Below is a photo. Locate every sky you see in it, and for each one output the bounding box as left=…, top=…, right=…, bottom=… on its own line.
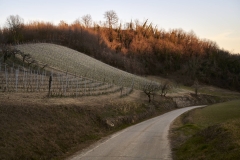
left=0, top=0, right=239, bottom=53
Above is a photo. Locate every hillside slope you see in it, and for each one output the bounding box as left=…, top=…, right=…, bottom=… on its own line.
left=1, top=18, right=240, bottom=91
left=15, top=43, right=154, bottom=90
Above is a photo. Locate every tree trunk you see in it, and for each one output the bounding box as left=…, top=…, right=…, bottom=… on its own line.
left=195, top=88, right=198, bottom=96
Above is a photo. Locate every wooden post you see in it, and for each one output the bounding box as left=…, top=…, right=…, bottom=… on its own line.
left=76, top=79, right=78, bottom=98
left=48, top=75, right=52, bottom=97
left=85, top=80, right=86, bottom=96
left=36, top=70, right=39, bottom=91
left=15, top=68, right=19, bottom=92
left=5, top=64, right=8, bottom=91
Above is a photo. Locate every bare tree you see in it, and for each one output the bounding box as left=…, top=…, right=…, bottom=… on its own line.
left=82, top=14, right=92, bottom=28
left=2, top=45, right=12, bottom=62
left=22, top=53, right=30, bottom=63
left=142, top=82, right=160, bottom=103
left=58, top=20, right=68, bottom=29
left=6, top=15, right=24, bottom=43
left=134, top=19, right=140, bottom=30
left=104, top=10, right=118, bottom=28
left=1, top=46, right=21, bottom=62
left=193, top=79, right=200, bottom=96
left=160, top=81, right=170, bottom=96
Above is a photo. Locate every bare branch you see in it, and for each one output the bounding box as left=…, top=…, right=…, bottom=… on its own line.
left=160, top=81, right=170, bottom=97
left=82, top=14, right=92, bottom=28
left=104, top=10, right=118, bottom=28
left=6, top=15, right=24, bottom=43
left=142, top=82, right=160, bottom=103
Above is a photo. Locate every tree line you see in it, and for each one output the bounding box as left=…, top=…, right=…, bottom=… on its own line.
left=0, top=12, right=240, bottom=91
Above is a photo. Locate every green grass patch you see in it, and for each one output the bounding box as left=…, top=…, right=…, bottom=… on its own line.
left=171, top=100, right=240, bottom=160
left=179, top=84, right=240, bottom=100
left=191, top=100, right=240, bottom=127
left=176, top=124, right=201, bottom=136
left=199, top=87, right=240, bottom=99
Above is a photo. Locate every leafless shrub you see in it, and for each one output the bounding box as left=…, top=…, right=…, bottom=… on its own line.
left=142, top=82, right=160, bottom=103
left=160, top=81, right=170, bottom=97
left=192, top=79, right=201, bottom=96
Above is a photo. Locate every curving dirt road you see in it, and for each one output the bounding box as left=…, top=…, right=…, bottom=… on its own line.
left=68, top=105, right=206, bottom=160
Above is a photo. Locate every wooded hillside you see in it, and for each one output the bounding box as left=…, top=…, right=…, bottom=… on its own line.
left=1, top=14, right=239, bottom=91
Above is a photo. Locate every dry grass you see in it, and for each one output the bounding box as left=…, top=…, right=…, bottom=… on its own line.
left=0, top=89, right=177, bottom=159
left=1, top=75, right=239, bottom=159
left=147, top=76, right=240, bottom=101
left=0, top=103, right=106, bottom=159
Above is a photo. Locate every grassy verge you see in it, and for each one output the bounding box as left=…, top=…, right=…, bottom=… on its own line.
left=0, top=104, right=105, bottom=160
left=170, top=100, right=240, bottom=160
left=0, top=95, right=177, bottom=160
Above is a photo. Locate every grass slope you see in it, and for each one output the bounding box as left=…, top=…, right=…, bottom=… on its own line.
left=0, top=104, right=103, bottom=160
left=0, top=91, right=179, bottom=160
left=171, top=100, right=240, bottom=160
left=15, top=43, right=153, bottom=89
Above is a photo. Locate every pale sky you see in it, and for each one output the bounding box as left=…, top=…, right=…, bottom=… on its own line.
left=0, top=0, right=239, bottom=53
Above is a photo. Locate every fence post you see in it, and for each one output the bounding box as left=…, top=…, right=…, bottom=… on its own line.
left=36, top=70, right=38, bottom=91
left=5, top=64, right=8, bottom=91
left=65, top=73, right=68, bottom=96
left=15, top=68, right=19, bottom=92
left=85, top=79, right=86, bottom=96
left=48, top=75, right=52, bottom=97
left=61, top=75, right=63, bottom=93
left=76, top=79, right=78, bottom=98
